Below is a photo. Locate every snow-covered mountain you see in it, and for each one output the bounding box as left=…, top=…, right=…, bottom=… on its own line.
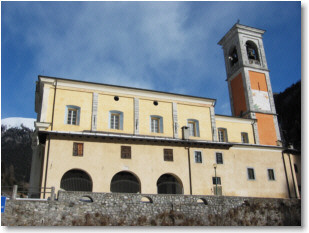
left=1, top=117, right=36, bottom=131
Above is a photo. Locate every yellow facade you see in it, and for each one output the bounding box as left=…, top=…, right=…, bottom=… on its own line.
left=30, top=75, right=300, bottom=200
left=215, top=116, right=255, bottom=144
left=29, top=23, right=301, bottom=200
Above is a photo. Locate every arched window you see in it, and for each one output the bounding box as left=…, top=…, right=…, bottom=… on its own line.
left=157, top=174, right=183, bottom=194
left=65, top=105, right=81, bottom=125
left=246, top=41, right=260, bottom=62
left=110, top=171, right=141, bottom=193
left=187, top=119, right=200, bottom=137
left=109, top=110, right=124, bottom=130
left=228, top=46, right=238, bottom=67
left=60, top=169, right=92, bottom=191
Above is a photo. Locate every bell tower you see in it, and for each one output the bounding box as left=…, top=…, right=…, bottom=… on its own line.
left=218, top=24, right=281, bottom=146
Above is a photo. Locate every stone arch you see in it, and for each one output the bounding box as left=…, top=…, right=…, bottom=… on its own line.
left=197, top=198, right=208, bottom=205
left=157, top=173, right=183, bottom=194
left=228, top=46, right=239, bottom=67
left=141, top=196, right=153, bottom=203
left=110, top=171, right=141, bottom=193
left=246, top=40, right=260, bottom=61
left=60, top=169, right=93, bottom=192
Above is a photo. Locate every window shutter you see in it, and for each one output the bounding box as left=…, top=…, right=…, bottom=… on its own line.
left=73, top=143, right=83, bottom=156
left=73, top=143, right=78, bottom=156
left=159, top=117, right=163, bottom=133
left=164, top=149, right=173, bottom=161
left=77, top=143, right=83, bottom=156
left=196, top=121, right=200, bottom=137
left=121, top=146, right=131, bottom=159
left=120, top=112, right=124, bottom=130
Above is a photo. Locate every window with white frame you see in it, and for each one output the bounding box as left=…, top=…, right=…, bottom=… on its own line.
left=187, top=119, right=200, bottom=137
left=218, top=128, right=228, bottom=142
left=150, top=115, right=163, bottom=133
left=241, top=132, right=249, bottom=143
left=194, top=151, right=202, bottom=163
left=109, top=111, right=123, bottom=130
left=65, top=105, right=80, bottom=125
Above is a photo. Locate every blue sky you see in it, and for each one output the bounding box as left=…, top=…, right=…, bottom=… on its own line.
left=1, top=1, right=301, bottom=119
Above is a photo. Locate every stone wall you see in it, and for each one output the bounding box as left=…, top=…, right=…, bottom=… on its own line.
left=1, top=191, right=301, bottom=226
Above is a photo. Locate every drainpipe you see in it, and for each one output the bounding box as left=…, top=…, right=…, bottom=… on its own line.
left=281, top=151, right=291, bottom=198
left=51, top=80, right=57, bottom=130
left=43, top=135, right=51, bottom=199
left=288, top=153, right=298, bottom=198
left=186, top=147, right=193, bottom=195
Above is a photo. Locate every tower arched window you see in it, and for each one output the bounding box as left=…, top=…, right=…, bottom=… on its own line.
left=228, top=46, right=238, bottom=67
left=246, top=41, right=260, bottom=63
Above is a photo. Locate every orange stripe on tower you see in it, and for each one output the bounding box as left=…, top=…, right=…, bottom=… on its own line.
left=230, top=73, right=247, bottom=116
left=249, top=71, right=268, bottom=91
left=255, top=113, right=277, bottom=146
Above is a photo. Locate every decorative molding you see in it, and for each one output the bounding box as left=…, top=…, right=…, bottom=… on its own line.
left=134, top=98, right=139, bottom=135
left=273, top=115, right=282, bottom=142
left=172, top=102, right=178, bottom=138
left=40, top=86, right=50, bottom=123
left=91, top=92, right=98, bottom=131
left=210, top=107, right=218, bottom=141
left=39, top=76, right=215, bottom=106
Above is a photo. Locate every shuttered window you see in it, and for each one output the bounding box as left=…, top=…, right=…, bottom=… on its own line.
left=164, top=149, right=173, bottom=161
left=73, top=143, right=84, bottom=156
left=121, top=146, right=131, bottom=159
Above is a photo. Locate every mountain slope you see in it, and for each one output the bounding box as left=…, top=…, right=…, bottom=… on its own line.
left=1, top=117, right=36, bottom=131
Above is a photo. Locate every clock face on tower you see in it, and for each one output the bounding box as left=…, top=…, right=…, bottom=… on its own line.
left=251, top=89, right=271, bottom=112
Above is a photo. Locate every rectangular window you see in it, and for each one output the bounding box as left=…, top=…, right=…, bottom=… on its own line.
left=164, top=149, right=173, bottom=161
left=151, top=117, right=160, bottom=133
left=212, top=177, right=221, bottom=185
left=73, top=143, right=83, bottom=156
left=121, top=146, right=131, bottom=159
left=267, top=169, right=275, bottom=180
left=188, top=121, right=196, bottom=136
left=67, top=108, right=77, bottom=125
left=218, top=128, right=227, bottom=142
left=241, top=132, right=249, bottom=143
left=216, top=152, right=223, bottom=164
left=247, top=168, right=255, bottom=180
left=195, top=151, right=202, bottom=163
left=110, top=113, right=120, bottom=129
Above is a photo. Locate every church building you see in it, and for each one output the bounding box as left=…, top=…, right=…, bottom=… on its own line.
left=29, top=24, right=301, bottom=199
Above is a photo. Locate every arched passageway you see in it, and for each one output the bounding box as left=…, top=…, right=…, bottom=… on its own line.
left=60, top=169, right=92, bottom=191
left=157, top=174, right=183, bottom=194
left=110, top=171, right=141, bottom=193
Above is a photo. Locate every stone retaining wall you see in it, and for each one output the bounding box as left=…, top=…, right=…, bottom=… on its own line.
left=1, top=191, right=301, bottom=226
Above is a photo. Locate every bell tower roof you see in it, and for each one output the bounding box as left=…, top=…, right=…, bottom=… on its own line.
left=218, top=23, right=266, bottom=46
